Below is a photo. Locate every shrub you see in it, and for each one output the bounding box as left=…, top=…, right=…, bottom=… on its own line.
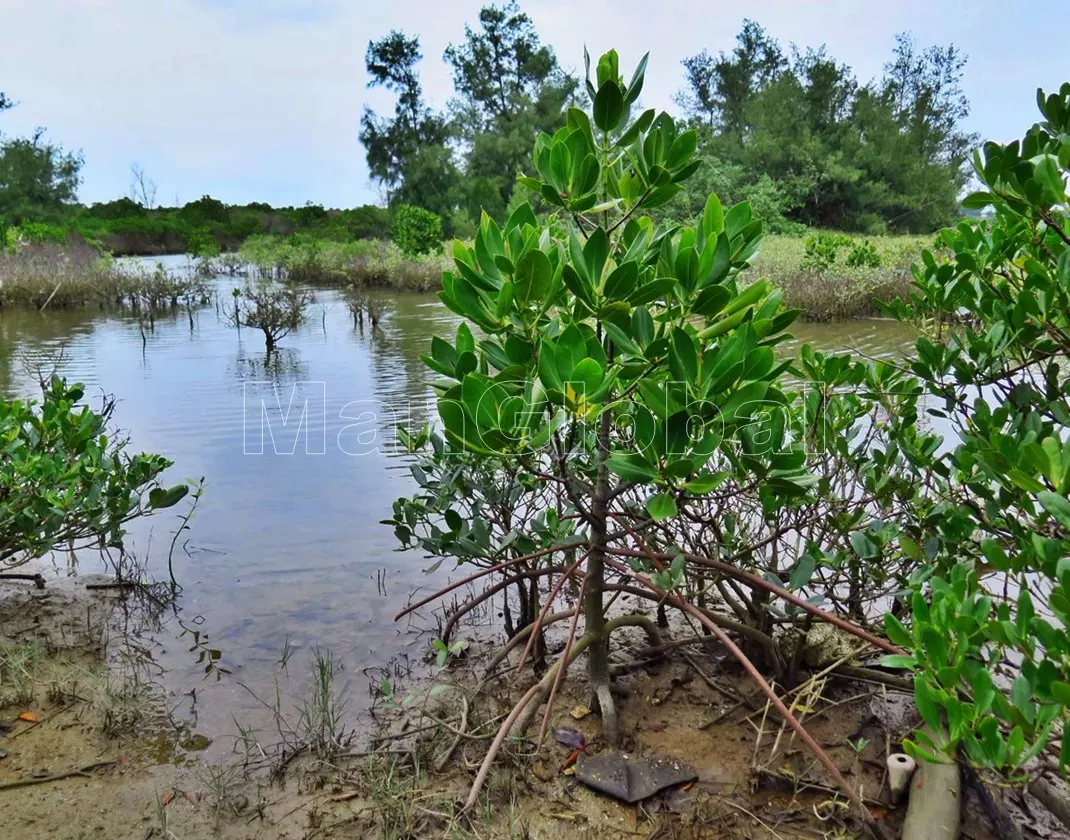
left=877, top=83, right=1070, bottom=778
left=844, top=239, right=881, bottom=268
left=227, top=281, right=313, bottom=352
left=0, top=378, right=188, bottom=571
left=390, top=204, right=442, bottom=256
left=382, top=51, right=921, bottom=820
left=801, top=232, right=853, bottom=271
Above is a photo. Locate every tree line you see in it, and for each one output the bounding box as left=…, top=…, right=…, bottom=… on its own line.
left=1, top=7, right=978, bottom=250
left=363, top=7, right=977, bottom=235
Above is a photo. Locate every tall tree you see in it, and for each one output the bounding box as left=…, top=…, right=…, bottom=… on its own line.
left=674, top=23, right=975, bottom=232
left=674, top=20, right=784, bottom=136
left=444, top=2, right=576, bottom=222
left=359, top=32, right=459, bottom=223
left=882, top=36, right=976, bottom=192
left=0, top=128, right=83, bottom=225
left=0, top=91, right=12, bottom=114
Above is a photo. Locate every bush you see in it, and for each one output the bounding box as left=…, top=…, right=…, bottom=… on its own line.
left=844, top=240, right=881, bottom=268
left=878, top=82, right=1070, bottom=778
left=0, top=378, right=188, bottom=571
left=801, top=232, right=853, bottom=271
left=390, top=204, right=442, bottom=257
left=226, top=281, right=314, bottom=352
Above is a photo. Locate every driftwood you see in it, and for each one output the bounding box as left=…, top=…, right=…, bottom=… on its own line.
left=1031, top=775, right=1070, bottom=834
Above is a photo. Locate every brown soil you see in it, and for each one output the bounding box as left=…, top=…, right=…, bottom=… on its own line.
left=0, top=578, right=1062, bottom=839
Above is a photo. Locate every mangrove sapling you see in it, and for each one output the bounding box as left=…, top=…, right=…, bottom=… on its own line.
left=873, top=84, right=1070, bottom=788
left=0, top=378, right=189, bottom=576
left=385, top=47, right=904, bottom=824
left=226, top=281, right=313, bottom=352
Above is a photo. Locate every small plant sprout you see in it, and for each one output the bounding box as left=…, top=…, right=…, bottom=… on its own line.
left=431, top=638, right=468, bottom=670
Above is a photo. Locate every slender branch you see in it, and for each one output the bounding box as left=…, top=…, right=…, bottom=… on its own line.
left=394, top=540, right=585, bottom=621
left=606, top=546, right=903, bottom=656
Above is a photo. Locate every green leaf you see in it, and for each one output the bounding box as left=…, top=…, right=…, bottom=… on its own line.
left=879, top=654, right=916, bottom=670
left=669, top=327, right=698, bottom=384
left=683, top=471, right=727, bottom=494
left=884, top=613, right=912, bottom=648
left=702, top=193, right=724, bottom=239
left=632, top=307, right=654, bottom=348
left=583, top=228, right=610, bottom=287
left=1011, top=675, right=1035, bottom=724
left=914, top=676, right=943, bottom=731
left=1051, top=681, right=1070, bottom=706
left=717, top=381, right=768, bottom=426
left=1032, top=154, right=1066, bottom=203
left=148, top=485, right=189, bottom=510
left=646, top=493, right=678, bottom=522
left=624, top=52, right=649, bottom=105
left=593, top=82, right=625, bottom=133
left=569, top=357, right=604, bottom=394
left=1038, top=491, right=1070, bottom=530
left=960, top=191, right=994, bottom=210
left=607, top=452, right=659, bottom=483
left=514, top=249, right=552, bottom=304
left=787, top=554, right=815, bottom=591
left=666, top=130, right=698, bottom=169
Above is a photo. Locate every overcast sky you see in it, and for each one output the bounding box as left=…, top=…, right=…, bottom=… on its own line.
left=0, top=0, right=1065, bottom=208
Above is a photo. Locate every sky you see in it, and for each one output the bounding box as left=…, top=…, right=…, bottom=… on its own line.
left=0, top=0, right=1066, bottom=209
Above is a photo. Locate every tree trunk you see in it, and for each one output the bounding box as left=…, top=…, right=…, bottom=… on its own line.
left=585, top=406, right=618, bottom=744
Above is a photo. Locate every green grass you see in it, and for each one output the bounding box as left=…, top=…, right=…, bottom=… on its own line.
left=0, top=241, right=209, bottom=310
left=238, top=235, right=449, bottom=292
left=0, top=641, right=44, bottom=707
left=744, top=233, right=931, bottom=321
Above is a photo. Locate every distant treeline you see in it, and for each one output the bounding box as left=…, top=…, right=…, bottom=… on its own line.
left=361, top=6, right=979, bottom=236
left=2, top=196, right=390, bottom=256
left=3, top=3, right=981, bottom=253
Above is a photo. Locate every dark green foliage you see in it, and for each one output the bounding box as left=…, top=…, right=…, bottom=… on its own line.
left=360, top=3, right=575, bottom=229
left=390, top=204, right=442, bottom=256
left=359, top=31, right=459, bottom=225
left=0, top=128, right=83, bottom=225
left=878, top=83, right=1070, bottom=775
left=0, top=378, right=188, bottom=570
left=41, top=199, right=392, bottom=256
left=444, top=1, right=577, bottom=223
left=674, top=22, right=976, bottom=233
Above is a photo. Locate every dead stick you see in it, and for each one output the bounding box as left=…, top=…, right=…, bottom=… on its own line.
left=0, top=573, right=45, bottom=589
left=0, top=761, right=116, bottom=791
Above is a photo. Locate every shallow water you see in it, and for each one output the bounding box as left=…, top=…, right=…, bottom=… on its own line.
left=0, top=257, right=917, bottom=749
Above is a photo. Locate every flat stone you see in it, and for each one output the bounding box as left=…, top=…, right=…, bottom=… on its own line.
left=575, top=752, right=697, bottom=803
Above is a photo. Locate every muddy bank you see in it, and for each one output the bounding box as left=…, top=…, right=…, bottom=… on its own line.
left=1, top=576, right=1065, bottom=839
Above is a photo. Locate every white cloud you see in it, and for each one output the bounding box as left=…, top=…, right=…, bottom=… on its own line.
left=0, top=0, right=1062, bottom=207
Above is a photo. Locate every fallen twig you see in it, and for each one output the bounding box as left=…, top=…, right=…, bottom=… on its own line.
left=0, top=573, right=45, bottom=589
left=0, top=761, right=116, bottom=791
